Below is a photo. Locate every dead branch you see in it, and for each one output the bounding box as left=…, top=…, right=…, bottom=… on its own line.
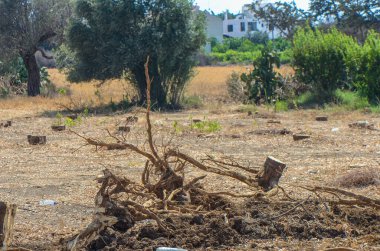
left=299, top=186, right=380, bottom=209
left=167, top=150, right=258, bottom=188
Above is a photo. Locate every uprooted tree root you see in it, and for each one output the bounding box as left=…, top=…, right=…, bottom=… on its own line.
left=64, top=57, right=380, bottom=251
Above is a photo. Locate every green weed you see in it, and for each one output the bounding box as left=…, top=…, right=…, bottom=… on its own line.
left=191, top=120, right=221, bottom=133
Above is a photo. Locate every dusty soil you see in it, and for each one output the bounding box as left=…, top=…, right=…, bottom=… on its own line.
left=0, top=106, right=379, bottom=250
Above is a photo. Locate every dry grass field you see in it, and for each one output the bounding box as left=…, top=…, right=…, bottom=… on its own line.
left=0, top=65, right=294, bottom=115
left=0, top=66, right=379, bottom=250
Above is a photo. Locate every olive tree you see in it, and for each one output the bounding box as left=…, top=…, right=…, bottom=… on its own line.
left=67, top=0, right=206, bottom=108
left=0, top=0, right=71, bottom=96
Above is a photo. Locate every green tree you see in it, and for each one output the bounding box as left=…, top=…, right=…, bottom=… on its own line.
left=292, top=28, right=361, bottom=102
left=67, top=0, right=206, bottom=107
left=241, top=45, right=281, bottom=104
left=0, top=0, right=71, bottom=96
left=359, top=31, right=380, bottom=104
left=250, top=0, right=309, bottom=39
left=310, top=0, right=380, bottom=42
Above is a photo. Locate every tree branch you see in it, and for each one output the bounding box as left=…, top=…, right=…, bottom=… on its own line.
left=36, top=47, right=53, bottom=60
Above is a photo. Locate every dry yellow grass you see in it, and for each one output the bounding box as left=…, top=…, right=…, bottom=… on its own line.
left=0, top=65, right=295, bottom=114
left=187, top=65, right=294, bottom=98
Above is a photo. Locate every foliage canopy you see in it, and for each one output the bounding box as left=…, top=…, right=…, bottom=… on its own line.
left=67, top=0, right=206, bottom=107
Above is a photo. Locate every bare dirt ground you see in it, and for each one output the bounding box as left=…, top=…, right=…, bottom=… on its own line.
left=0, top=104, right=379, bottom=250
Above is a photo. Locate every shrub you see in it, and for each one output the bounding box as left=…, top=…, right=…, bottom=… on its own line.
left=241, top=45, right=281, bottom=104
left=360, top=31, right=380, bottom=104
left=292, top=28, right=361, bottom=102
left=181, top=95, right=203, bottom=109
left=335, top=168, right=380, bottom=188
left=248, top=31, right=269, bottom=45
left=227, top=71, right=247, bottom=103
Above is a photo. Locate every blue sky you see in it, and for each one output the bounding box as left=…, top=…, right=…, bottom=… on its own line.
left=195, top=0, right=310, bottom=14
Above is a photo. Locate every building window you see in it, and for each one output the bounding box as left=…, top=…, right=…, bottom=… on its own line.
left=227, top=24, right=233, bottom=32
left=240, top=22, right=246, bottom=32
left=248, top=22, right=258, bottom=31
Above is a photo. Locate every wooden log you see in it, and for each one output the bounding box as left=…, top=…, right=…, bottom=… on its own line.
left=27, top=135, right=47, bottom=145
left=51, top=125, right=66, bottom=131
left=0, top=202, right=17, bottom=249
left=118, top=126, right=131, bottom=133
left=192, top=119, right=202, bottom=123
left=349, top=121, right=376, bottom=130
left=316, top=116, right=328, bottom=121
left=258, top=156, right=287, bottom=191
left=293, top=134, right=310, bottom=141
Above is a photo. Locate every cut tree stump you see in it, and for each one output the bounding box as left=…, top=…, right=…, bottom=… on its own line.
left=293, top=134, right=311, bottom=141
left=66, top=114, right=78, bottom=120
left=1, top=121, right=12, bottom=128
left=316, top=116, right=328, bottom=121
left=118, top=126, right=131, bottom=133
left=27, top=135, right=47, bottom=145
left=258, top=156, right=287, bottom=191
left=0, top=202, right=17, bottom=249
left=51, top=125, right=66, bottom=131
left=126, top=116, right=138, bottom=123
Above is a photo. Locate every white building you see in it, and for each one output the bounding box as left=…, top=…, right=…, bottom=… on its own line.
left=223, top=4, right=280, bottom=39
left=204, top=11, right=223, bottom=53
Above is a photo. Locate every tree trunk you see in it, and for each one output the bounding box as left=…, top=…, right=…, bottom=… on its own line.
left=0, top=201, right=17, bottom=249
left=133, top=59, right=167, bottom=108
left=22, top=53, right=41, bottom=96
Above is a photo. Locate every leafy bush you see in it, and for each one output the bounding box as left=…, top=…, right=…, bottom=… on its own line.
left=293, top=28, right=361, bottom=102
left=359, top=31, right=380, bottom=104
left=248, top=31, right=269, bottom=45
left=241, top=45, right=281, bottom=104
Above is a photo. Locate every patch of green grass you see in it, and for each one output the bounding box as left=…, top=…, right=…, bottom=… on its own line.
left=191, top=120, right=221, bottom=133
left=182, top=95, right=203, bottom=109
left=334, top=90, right=369, bottom=110
left=369, top=105, right=380, bottom=113
left=274, top=100, right=288, bottom=112
left=296, top=91, right=319, bottom=108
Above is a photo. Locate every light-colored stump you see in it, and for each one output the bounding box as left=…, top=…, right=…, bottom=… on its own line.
left=0, top=202, right=17, bottom=249
left=258, top=156, right=287, bottom=191
left=27, top=135, right=47, bottom=145
left=293, top=134, right=311, bottom=141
